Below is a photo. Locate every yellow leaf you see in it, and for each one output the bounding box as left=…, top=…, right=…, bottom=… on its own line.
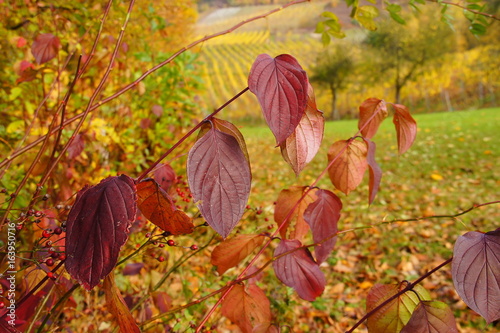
left=430, top=173, right=443, bottom=181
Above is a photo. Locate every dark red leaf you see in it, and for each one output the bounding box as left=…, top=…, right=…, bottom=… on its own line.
left=452, top=230, right=500, bottom=323
left=392, top=103, right=417, bottom=154
left=152, top=291, right=172, bottom=313
left=136, top=179, right=194, bottom=235
left=31, top=33, right=61, bottom=65
left=273, top=239, right=326, bottom=301
left=358, top=98, right=388, bottom=139
left=327, top=139, right=368, bottom=195
left=274, top=186, right=317, bottom=241
left=65, top=175, right=137, bottom=290
left=103, top=273, right=140, bottom=333
left=0, top=317, right=22, bottom=333
left=16, top=60, right=37, bottom=84
left=303, top=189, right=342, bottom=263
left=187, top=127, right=251, bottom=238
left=221, top=283, right=272, bottom=333
left=401, top=301, right=458, bottom=333
left=248, top=54, right=309, bottom=145
left=67, top=134, right=85, bottom=160
left=211, top=234, right=265, bottom=275
left=153, top=163, right=176, bottom=193
left=280, top=83, right=324, bottom=175
left=367, top=283, right=431, bottom=333
left=362, top=138, right=382, bottom=204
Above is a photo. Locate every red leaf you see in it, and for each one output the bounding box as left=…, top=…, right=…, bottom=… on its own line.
left=248, top=54, right=309, bottom=145
left=362, top=138, right=382, bottom=204
left=367, top=283, right=431, bottom=333
left=327, top=139, right=368, bottom=195
left=152, top=291, right=172, bottom=313
left=358, top=98, right=388, bottom=139
left=65, top=175, right=137, bottom=290
left=452, top=230, right=500, bottom=323
left=153, top=163, right=176, bottom=193
left=401, top=301, right=459, bottom=333
left=303, top=189, right=342, bottom=263
left=103, top=273, right=140, bottom=333
left=198, top=118, right=250, bottom=168
left=31, top=33, right=61, bottom=65
left=16, top=36, right=27, bottom=48
left=16, top=60, right=37, bottom=84
left=280, top=83, right=324, bottom=175
left=67, top=134, right=85, bottom=160
left=273, top=239, right=326, bottom=301
left=187, top=127, right=251, bottom=238
left=221, top=283, right=272, bottom=333
left=392, top=103, right=417, bottom=154
left=152, top=104, right=163, bottom=117
left=274, top=186, right=317, bottom=241
left=136, top=179, right=194, bottom=236
left=211, top=234, right=265, bottom=275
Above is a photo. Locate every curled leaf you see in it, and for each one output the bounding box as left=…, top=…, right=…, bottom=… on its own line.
left=248, top=54, right=309, bottom=145
left=327, top=139, right=368, bottom=195
left=280, top=83, right=324, bottom=175
left=65, top=175, right=137, bottom=290
left=362, top=138, right=382, bottom=204
left=103, top=273, right=140, bottom=333
left=137, top=178, right=194, bottom=236
left=211, top=234, right=265, bottom=275
left=273, top=239, right=326, bottom=301
left=187, top=127, right=251, bottom=238
left=392, top=103, right=417, bottom=154
left=358, top=98, right=388, bottom=139
left=452, top=230, right=500, bottom=323
left=303, top=189, right=342, bottom=263
left=221, top=283, right=272, bottom=333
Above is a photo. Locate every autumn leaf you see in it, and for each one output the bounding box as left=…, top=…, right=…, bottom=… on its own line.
left=452, top=229, right=500, bottom=323
left=400, top=301, right=459, bottom=333
left=187, top=126, right=251, bottom=238
left=67, top=134, right=85, bottom=160
left=327, top=139, right=368, bottom=195
left=136, top=178, right=194, bottom=236
left=103, top=273, right=140, bottom=333
left=363, top=138, right=382, bottom=204
left=153, top=163, right=176, bottom=194
left=31, top=33, right=61, bottom=64
left=221, top=283, right=272, bottom=333
left=274, top=186, right=317, bottom=241
left=248, top=53, right=309, bottom=145
left=392, top=103, right=417, bottom=154
left=358, top=98, right=388, bottom=139
left=303, top=189, right=342, bottom=263
left=273, top=239, right=326, bottom=301
left=367, top=283, right=431, bottom=333
left=211, top=234, right=265, bottom=275
left=65, top=175, right=137, bottom=290
left=280, top=83, right=324, bottom=175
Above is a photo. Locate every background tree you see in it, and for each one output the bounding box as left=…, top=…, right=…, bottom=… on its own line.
left=310, top=42, right=355, bottom=120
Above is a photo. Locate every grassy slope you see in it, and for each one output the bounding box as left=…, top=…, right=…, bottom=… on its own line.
left=236, top=108, right=499, bottom=331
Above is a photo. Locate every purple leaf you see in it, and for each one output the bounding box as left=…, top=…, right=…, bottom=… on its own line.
left=401, top=301, right=459, bottom=333
left=31, top=33, right=61, bottom=65
left=273, top=239, right=325, bottom=301
left=248, top=54, right=309, bottom=145
left=65, top=175, right=137, bottom=290
left=362, top=138, right=382, bottom=205
left=122, top=263, right=145, bottom=276
left=452, top=230, right=500, bottom=323
left=187, top=127, right=251, bottom=238
left=303, top=189, right=342, bottom=263
left=153, top=163, right=176, bottom=193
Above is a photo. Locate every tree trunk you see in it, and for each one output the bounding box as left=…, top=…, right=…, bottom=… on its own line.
left=330, top=86, right=339, bottom=120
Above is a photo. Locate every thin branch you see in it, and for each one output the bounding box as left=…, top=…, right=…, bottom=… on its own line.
left=426, top=0, right=500, bottom=21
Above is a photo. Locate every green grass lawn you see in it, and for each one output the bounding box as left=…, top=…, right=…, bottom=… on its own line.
left=235, top=107, right=500, bottom=331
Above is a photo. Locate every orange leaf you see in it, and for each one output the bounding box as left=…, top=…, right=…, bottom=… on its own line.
left=363, top=138, right=382, bottom=204
left=136, top=179, right=194, bottom=235
left=280, top=83, right=324, bottom=176
left=392, top=103, right=417, bottom=154
left=358, top=98, right=388, bottom=139
left=274, top=186, right=317, bottom=240
left=211, top=234, right=265, bottom=275
left=221, top=283, right=272, bottom=333
left=327, top=139, right=368, bottom=195
left=103, top=273, right=140, bottom=333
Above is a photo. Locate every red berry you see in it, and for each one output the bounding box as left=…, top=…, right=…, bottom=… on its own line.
left=59, top=253, right=66, bottom=261
left=51, top=252, right=60, bottom=259
left=246, top=205, right=251, bottom=209
left=159, top=243, right=165, bottom=248
left=45, top=258, right=54, bottom=266
left=158, top=256, right=165, bottom=262
left=256, top=209, right=263, bottom=215
left=47, top=272, right=56, bottom=279
left=34, top=211, right=42, bottom=217
left=264, top=217, right=269, bottom=222
left=15, top=224, right=23, bottom=231
left=0, top=302, right=5, bottom=309
left=167, top=240, right=175, bottom=246
left=145, top=232, right=151, bottom=238
left=53, top=227, right=62, bottom=235
left=190, top=244, right=198, bottom=251
left=42, top=230, right=51, bottom=238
